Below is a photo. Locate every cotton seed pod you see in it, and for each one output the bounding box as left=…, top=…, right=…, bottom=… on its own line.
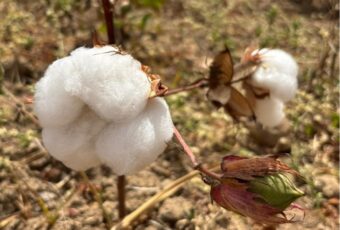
left=249, top=173, right=304, bottom=210
left=209, top=154, right=304, bottom=224
left=210, top=178, right=304, bottom=225
left=96, top=97, right=173, bottom=175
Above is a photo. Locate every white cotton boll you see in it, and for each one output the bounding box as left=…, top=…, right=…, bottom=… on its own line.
left=34, top=58, right=84, bottom=127
left=254, top=97, right=285, bottom=128
left=251, top=67, right=298, bottom=102
left=96, top=97, right=173, bottom=175
left=68, top=46, right=151, bottom=122
left=250, top=49, right=298, bottom=102
left=259, top=49, right=298, bottom=77
left=42, top=109, right=107, bottom=171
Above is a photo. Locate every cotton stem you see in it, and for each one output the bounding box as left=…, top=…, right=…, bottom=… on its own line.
left=101, top=0, right=116, bottom=44
left=117, top=175, right=126, bottom=219
left=173, top=126, right=222, bottom=181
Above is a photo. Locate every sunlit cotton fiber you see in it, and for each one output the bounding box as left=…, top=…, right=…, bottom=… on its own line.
left=96, top=98, right=174, bottom=175
left=42, top=109, right=106, bottom=171
left=250, top=49, right=298, bottom=102
left=67, top=46, right=151, bottom=122
left=254, top=97, right=285, bottom=128
left=34, top=58, right=84, bottom=127
left=34, top=46, right=173, bottom=172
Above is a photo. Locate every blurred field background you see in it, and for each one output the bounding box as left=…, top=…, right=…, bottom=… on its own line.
left=0, top=0, right=339, bottom=229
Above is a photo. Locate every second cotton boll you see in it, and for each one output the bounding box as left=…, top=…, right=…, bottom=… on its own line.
left=247, top=49, right=298, bottom=128
left=34, top=46, right=174, bottom=173
left=250, top=49, right=298, bottom=102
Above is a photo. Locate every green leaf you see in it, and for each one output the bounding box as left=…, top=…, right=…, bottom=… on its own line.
left=140, top=13, right=151, bottom=31
left=249, top=173, right=304, bottom=210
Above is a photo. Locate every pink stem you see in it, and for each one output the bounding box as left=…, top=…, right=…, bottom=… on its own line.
left=173, top=126, right=222, bottom=181
left=173, top=127, right=199, bottom=167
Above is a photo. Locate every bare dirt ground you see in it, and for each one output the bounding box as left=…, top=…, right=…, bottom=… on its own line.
left=0, top=0, right=339, bottom=229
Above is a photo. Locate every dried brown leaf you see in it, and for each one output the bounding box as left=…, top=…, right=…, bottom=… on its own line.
left=209, top=48, right=234, bottom=89
left=221, top=155, right=298, bottom=180
left=224, top=86, right=255, bottom=120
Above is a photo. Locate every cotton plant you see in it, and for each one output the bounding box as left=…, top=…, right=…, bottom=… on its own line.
left=207, top=47, right=299, bottom=128
left=33, top=41, right=304, bottom=226
left=34, top=45, right=174, bottom=174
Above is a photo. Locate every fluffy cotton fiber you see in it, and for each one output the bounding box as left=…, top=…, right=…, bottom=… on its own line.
left=35, top=46, right=174, bottom=173
left=253, top=97, right=285, bottom=128
left=68, top=46, right=150, bottom=122
left=34, top=58, right=84, bottom=127
left=246, top=49, right=298, bottom=127
left=96, top=98, right=174, bottom=175
left=250, top=49, right=298, bottom=102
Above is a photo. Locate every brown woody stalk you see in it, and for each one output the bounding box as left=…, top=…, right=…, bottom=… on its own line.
left=101, top=0, right=116, bottom=44
left=101, top=0, right=126, bottom=220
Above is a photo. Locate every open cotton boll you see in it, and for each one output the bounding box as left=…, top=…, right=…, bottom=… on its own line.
left=42, top=109, right=107, bottom=171
left=251, top=67, right=297, bottom=102
left=250, top=49, right=298, bottom=102
left=34, top=58, right=84, bottom=127
left=96, top=97, right=173, bottom=175
left=68, top=46, right=151, bottom=122
left=254, top=97, right=285, bottom=128
left=259, top=49, right=298, bottom=77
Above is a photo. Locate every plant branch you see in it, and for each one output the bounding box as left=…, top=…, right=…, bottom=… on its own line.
left=160, top=61, right=256, bottom=97
left=101, top=0, right=116, bottom=44
left=162, top=78, right=208, bottom=97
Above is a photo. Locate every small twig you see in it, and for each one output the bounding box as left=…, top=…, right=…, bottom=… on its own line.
left=101, top=0, right=116, bottom=44
left=173, top=127, right=199, bottom=166
left=5, top=160, right=53, bottom=223
left=161, top=61, right=256, bottom=97
left=173, top=126, right=222, bottom=181
left=114, top=165, right=219, bottom=229
left=22, top=138, right=48, bottom=164
left=80, top=171, right=112, bottom=229
left=162, top=78, right=208, bottom=96
left=48, top=186, right=80, bottom=226
left=117, top=175, right=126, bottom=219
left=113, top=170, right=199, bottom=229
left=2, top=86, right=39, bottom=126
left=228, top=74, right=251, bottom=85
left=0, top=213, right=19, bottom=229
